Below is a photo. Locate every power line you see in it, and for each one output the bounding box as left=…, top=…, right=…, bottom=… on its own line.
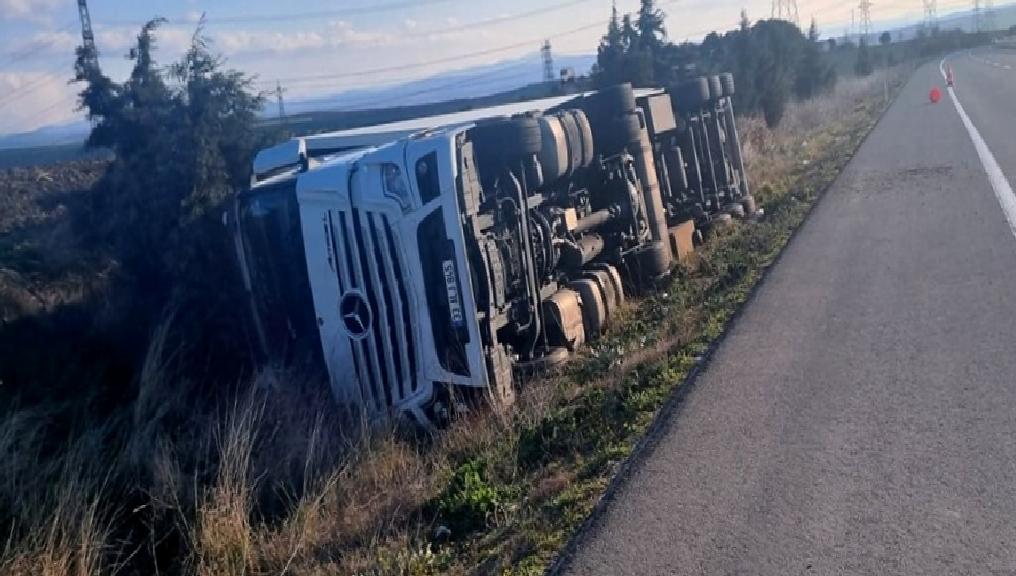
left=235, top=0, right=598, bottom=63
left=255, top=18, right=612, bottom=87
left=339, top=67, right=539, bottom=111
left=0, top=91, right=78, bottom=135
left=278, top=56, right=540, bottom=94
left=0, top=58, right=75, bottom=111
left=100, top=0, right=453, bottom=27
left=0, top=20, right=77, bottom=70
left=0, top=0, right=596, bottom=116
left=272, top=0, right=677, bottom=85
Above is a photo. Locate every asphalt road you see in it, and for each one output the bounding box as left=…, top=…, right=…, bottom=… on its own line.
left=561, top=53, right=1016, bottom=575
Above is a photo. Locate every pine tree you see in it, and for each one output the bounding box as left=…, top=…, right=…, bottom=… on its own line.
left=855, top=38, right=874, bottom=76
left=595, top=3, right=626, bottom=86
left=796, top=18, right=835, bottom=99
left=636, top=0, right=666, bottom=49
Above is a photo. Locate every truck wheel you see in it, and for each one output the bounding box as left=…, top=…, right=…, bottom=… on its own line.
left=571, top=110, right=596, bottom=168
left=558, top=111, right=583, bottom=175
left=538, top=115, right=569, bottom=181
left=626, top=241, right=672, bottom=290
left=471, top=115, right=542, bottom=177
left=583, top=83, right=637, bottom=121
left=569, top=278, right=607, bottom=341
left=671, top=77, right=710, bottom=112
left=582, top=269, right=620, bottom=324
left=707, top=76, right=723, bottom=102
left=599, top=111, right=642, bottom=156
left=719, top=73, right=736, bottom=97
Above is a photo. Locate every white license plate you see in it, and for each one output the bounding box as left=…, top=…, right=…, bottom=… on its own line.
left=442, top=259, right=465, bottom=327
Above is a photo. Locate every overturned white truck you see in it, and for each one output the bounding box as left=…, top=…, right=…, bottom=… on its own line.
left=229, top=78, right=752, bottom=425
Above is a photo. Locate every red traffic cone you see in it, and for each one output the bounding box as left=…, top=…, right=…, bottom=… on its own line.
left=930, top=87, right=942, bottom=104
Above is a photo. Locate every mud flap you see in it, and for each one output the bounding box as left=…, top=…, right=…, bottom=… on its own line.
left=486, top=344, right=515, bottom=413
left=668, top=220, right=698, bottom=264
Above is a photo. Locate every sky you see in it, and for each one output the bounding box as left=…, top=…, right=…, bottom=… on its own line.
left=0, top=0, right=969, bottom=135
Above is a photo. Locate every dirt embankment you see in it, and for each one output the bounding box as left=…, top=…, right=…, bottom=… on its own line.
left=0, top=160, right=110, bottom=323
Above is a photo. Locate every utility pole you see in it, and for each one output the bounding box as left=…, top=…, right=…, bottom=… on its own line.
left=541, top=40, right=555, bottom=84
left=858, top=0, right=873, bottom=43
left=77, top=0, right=99, bottom=73
left=275, top=81, right=287, bottom=130
left=984, top=0, right=996, bottom=32
left=771, top=0, right=800, bottom=26
left=973, top=0, right=982, bottom=32
left=923, top=0, right=937, bottom=30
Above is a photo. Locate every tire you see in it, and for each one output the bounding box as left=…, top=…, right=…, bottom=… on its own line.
left=583, top=83, right=636, bottom=121
left=557, top=111, right=583, bottom=175
left=707, top=76, right=723, bottom=102
left=583, top=269, right=619, bottom=323
left=587, top=263, right=625, bottom=308
left=599, top=111, right=642, bottom=156
left=538, top=115, right=569, bottom=181
left=571, top=109, right=595, bottom=168
left=719, top=72, right=736, bottom=97
left=627, top=241, right=672, bottom=287
left=671, top=77, right=710, bottom=112
left=569, top=278, right=607, bottom=341
left=471, top=114, right=542, bottom=182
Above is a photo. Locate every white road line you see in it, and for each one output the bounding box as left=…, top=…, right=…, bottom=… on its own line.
left=940, top=58, right=1016, bottom=241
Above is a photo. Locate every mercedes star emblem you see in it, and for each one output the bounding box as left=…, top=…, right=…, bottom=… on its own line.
left=339, top=291, right=372, bottom=339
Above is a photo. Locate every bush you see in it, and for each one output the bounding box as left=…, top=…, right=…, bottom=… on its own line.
left=431, top=460, right=511, bottom=536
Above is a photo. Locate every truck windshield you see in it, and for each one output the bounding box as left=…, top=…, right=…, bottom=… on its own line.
left=236, top=178, right=321, bottom=368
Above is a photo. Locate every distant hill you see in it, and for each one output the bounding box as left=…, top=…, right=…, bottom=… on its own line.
left=0, top=121, right=91, bottom=151
left=280, top=53, right=596, bottom=115
left=877, top=3, right=1016, bottom=41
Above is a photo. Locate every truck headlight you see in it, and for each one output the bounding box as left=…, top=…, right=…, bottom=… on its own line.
left=382, top=163, right=413, bottom=212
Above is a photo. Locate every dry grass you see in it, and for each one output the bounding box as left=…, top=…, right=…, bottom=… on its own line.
left=0, top=68, right=907, bottom=576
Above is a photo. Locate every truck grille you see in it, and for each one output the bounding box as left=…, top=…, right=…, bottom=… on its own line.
left=328, top=208, right=419, bottom=415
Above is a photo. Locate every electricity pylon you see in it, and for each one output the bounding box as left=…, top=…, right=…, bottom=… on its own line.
left=772, top=0, right=799, bottom=26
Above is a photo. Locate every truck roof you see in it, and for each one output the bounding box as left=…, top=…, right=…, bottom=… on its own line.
left=253, top=88, right=662, bottom=179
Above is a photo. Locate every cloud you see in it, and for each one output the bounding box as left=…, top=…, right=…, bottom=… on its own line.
left=84, top=25, right=193, bottom=61
left=213, top=20, right=401, bottom=56
left=0, top=0, right=60, bottom=21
